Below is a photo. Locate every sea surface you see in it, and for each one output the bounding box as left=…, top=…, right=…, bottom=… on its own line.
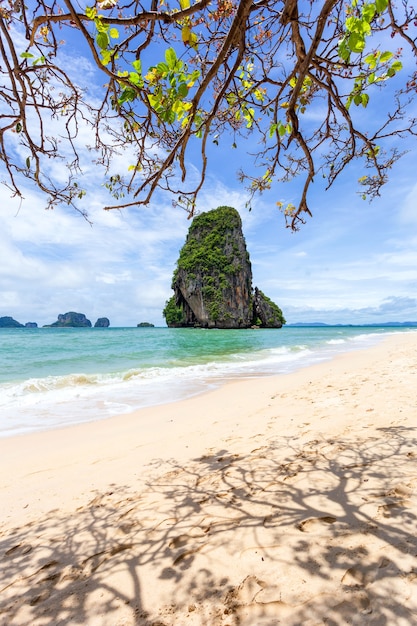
left=0, top=325, right=414, bottom=438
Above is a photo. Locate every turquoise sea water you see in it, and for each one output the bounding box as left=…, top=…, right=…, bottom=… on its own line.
left=0, top=325, right=414, bottom=437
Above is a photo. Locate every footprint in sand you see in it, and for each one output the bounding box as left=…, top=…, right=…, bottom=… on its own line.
left=81, top=543, right=132, bottom=574
left=29, top=588, right=51, bottom=606
left=224, top=576, right=292, bottom=622
left=297, top=516, right=337, bottom=532
left=169, top=535, right=189, bottom=549
left=4, top=543, right=32, bottom=557
left=169, top=531, right=207, bottom=566
left=377, top=500, right=411, bottom=517
left=341, top=566, right=375, bottom=587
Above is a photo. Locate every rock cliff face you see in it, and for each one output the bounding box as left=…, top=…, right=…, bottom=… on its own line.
left=173, top=206, right=252, bottom=328
left=163, top=206, right=285, bottom=329
left=47, top=312, right=92, bottom=327
left=252, top=288, right=285, bottom=328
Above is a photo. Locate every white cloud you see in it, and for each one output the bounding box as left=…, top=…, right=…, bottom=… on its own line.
left=1, top=24, right=417, bottom=328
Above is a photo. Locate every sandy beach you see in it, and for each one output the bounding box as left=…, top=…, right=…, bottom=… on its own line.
left=1, top=332, right=417, bottom=625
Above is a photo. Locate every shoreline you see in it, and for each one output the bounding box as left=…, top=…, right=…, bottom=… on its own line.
left=0, top=326, right=405, bottom=439
left=1, top=332, right=417, bottom=625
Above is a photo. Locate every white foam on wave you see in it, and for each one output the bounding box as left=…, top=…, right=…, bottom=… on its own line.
left=0, top=329, right=394, bottom=438
left=0, top=343, right=316, bottom=437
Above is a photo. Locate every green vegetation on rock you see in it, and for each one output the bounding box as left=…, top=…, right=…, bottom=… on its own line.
left=254, top=288, right=286, bottom=326
left=172, top=206, right=252, bottom=327
left=176, top=206, right=245, bottom=275
left=163, top=296, right=186, bottom=327
left=164, top=206, right=285, bottom=329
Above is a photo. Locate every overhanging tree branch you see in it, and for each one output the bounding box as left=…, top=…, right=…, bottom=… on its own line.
left=0, top=0, right=415, bottom=229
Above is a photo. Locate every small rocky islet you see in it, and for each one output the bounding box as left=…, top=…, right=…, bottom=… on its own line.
left=0, top=313, right=110, bottom=328
left=163, top=206, right=285, bottom=328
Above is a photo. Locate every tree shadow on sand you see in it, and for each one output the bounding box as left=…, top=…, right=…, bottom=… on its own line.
left=1, top=425, right=416, bottom=625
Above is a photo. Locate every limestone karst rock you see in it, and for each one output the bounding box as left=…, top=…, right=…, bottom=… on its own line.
left=45, top=312, right=92, bottom=327
left=94, top=317, right=110, bottom=328
left=252, top=288, right=286, bottom=328
left=0, top=316, right=24, bottom=328
left=163, top=206, right=285, bottom=329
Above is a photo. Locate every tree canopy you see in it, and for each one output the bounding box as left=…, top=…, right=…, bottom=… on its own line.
left=0, top=0, right=416, bottom=228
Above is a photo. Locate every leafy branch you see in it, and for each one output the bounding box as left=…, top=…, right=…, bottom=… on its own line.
left=0, top=0, right=416, bottom=229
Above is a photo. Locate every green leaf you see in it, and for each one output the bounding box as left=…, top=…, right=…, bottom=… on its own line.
left=157, top=62, right=169, bottom=75
left=269, top=123, right=278, bottom=138
left=348, top=32, right=366, bottom=53
left=148, top=93, right=159, bottom=108
left=375, top=0, right=388, bottom=13
left=129, top=72, right=141, bottom=85
left=161, top=108, right=176, bottom=124
left=95, top=19, right=109, bottom=33
left=109, top=28, right=119, bottom=39
left=33, top=56, right=45, bottom=66
left=345, top=16, right=357, bottom=31
left=177, top=83, right=188, bottom=98
left=26, top=156, right=30, bottom=168
left=391, top=60, right=403, bottom=72
left=379, top=51, right=393, bottom=63
left=165, top=48, right=177, bottom=70
left=365, top=53, right=378, bottom=69
left=118, top=87, right=137, bottom=104
left=361, top=93, right=369, bottom=107
left=278, top=122, right=286, bottom=137
left=244, top=107, right=255, bottom=128
left=96, top=31, right=109, bottom=50
left=179, top=0, right=190, bottom=8
left=85, top=6, right=96, bottom=19
left=132, top=59, right=142, bottom=73
left=362, top=3, right=376, bottom=23
left=101, top=49, right=112, bottom=66
left=338, top=38, right=351, bottom=62
left=20, top=52, right=34, bottom=58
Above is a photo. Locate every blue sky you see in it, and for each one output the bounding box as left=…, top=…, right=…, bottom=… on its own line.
left=1, top=16, right=416, bottom=327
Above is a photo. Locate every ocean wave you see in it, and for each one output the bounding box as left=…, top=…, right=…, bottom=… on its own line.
left=0, top=344, right=313, bottom=411
left=0, top=326, right=397, bottom=437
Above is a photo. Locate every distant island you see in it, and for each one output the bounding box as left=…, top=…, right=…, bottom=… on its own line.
left=0, top=313, right=110, bottom=328
left=137, top=322, right=155, bottom=327
left=0, top=316, right=26, bottom=328
left=44, top=312, right=110, bottom=328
